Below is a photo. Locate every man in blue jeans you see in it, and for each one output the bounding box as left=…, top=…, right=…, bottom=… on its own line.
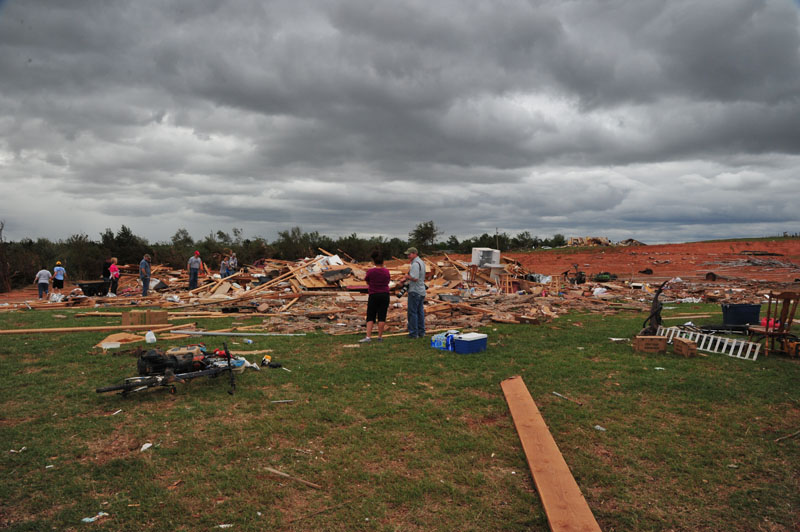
left=139, top=254, right=151, bottom=297
left=187, top=251, right=202, bottom=290
left=404, top=247, right=426, bottom=338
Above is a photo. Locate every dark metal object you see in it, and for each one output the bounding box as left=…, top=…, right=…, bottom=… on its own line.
left=77, top=280, right=111, bottom=296
left=562, top=264, right=586, bottom=285
left=638, top=280, right=669, bottom=336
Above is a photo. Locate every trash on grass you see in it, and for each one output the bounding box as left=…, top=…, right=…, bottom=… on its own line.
left=81, top=511, right=109, bottom=523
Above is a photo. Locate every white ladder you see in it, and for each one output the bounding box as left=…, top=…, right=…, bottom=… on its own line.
left=656, top=326, right=762, bottom=361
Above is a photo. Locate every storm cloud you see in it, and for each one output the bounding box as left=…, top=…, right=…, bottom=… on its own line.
left=1, top=0, right=798, bottom=244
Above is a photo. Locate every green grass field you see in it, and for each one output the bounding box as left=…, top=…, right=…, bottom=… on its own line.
left=1, top=305, right=798, bottom=531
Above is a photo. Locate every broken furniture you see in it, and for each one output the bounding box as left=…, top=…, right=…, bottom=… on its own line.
left=747, top=291, right=799, bottom=356
left=658, top=326, right=762, bottom=361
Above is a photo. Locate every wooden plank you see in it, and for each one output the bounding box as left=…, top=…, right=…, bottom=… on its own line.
left=0, top=322, right=193, bottom=335
left=500, top=376, right=602, bottom=532
left=662, top=314, right=713, bottom=320
left=212, top=282, right=232, bottom=296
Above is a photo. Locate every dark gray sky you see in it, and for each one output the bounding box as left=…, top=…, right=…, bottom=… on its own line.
left=2, top=0, right=799, bottom=244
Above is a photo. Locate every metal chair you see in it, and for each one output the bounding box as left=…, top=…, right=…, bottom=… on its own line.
left=747, top=291, right=800, bottom=356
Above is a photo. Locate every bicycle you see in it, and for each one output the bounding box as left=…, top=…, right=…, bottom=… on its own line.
left=96, top=343, right=257, bottom=396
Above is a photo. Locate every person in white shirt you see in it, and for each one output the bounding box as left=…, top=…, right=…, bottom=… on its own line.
left=34, top=268, right=52, bottom=300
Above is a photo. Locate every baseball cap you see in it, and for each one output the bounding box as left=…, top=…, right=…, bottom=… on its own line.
left=405, top=247, right=418, bottom=255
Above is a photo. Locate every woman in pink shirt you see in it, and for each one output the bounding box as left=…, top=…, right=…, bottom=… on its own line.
left=108, top=257, right=120, bottom=295
left=361, top=251, right=391, bottom=342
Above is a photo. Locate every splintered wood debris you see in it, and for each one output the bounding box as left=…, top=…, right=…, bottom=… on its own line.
left=5, top=247, right=795, bottom=336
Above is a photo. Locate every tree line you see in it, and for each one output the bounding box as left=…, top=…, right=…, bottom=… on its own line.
left=0, top=221, right=566, bottom=291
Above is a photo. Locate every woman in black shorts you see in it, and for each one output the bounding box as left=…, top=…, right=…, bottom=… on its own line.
left=360, top=251, right=391, bottom=342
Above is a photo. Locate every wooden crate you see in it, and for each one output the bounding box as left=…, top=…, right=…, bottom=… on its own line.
left=673, top=337, right=697, bottom=358
left=146, top=310, right=168, bottom=325
left=122, top=310, right=168, bottom=326
left=784, top=340, right=799, bottom=358
left=122, top=310, right=147, bottom=326
left=633, top=335, right=667, bottom=354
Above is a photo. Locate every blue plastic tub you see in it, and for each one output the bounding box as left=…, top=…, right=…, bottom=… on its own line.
left=721, top=304, right=761, bottom=326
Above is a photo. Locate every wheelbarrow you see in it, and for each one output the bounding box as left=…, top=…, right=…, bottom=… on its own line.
left=77, top=280, right=111, bottom=297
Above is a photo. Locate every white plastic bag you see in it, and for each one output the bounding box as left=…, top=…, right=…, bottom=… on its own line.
left=145, top=331, right=156, bottom=344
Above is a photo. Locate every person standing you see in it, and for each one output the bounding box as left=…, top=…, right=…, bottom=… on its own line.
left=187, top=251, right=202, bottom=290
left=228, top=252, right=238, bottom=273
left=220, top=256, right=230, bottom=278
left=52, top=261, right=66, bottom=295
left=360, top=251, right=391, bottom=343
left=34, top=267, right=52, bottom=300
left=108, top=257, right=120, bottom=295
left=404, top=247, right=426, bottom=338
left=102, top=257, right=113, bottom=282
left=139, top=254, right=151, bottom=297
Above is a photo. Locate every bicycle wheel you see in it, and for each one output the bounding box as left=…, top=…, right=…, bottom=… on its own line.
left=96, top=376, right=159, bottom=394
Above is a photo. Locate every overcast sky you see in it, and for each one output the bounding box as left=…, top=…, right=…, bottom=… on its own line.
left=1, top=0, right=799, bottom=245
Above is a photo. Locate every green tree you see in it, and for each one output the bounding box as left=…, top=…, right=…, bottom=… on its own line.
left=445, top=235, right=460, bottom=250
left=99, top=228, right=115, bottom=249
left=549, top=233, right=566, bottom=247
left=114, top=225, right=150, bottom=264
left=408, top=221, right=442, bottom=252
left=171, top=228, right=194, bottom=248
left=512, top=231, right=536, bottom=250
left=216, top=230, right=232, bottom=246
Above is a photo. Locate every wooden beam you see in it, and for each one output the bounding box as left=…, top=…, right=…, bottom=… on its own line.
left=0, top=322, right=195, bottom=335
left=500, top=376, right=601, bottom=532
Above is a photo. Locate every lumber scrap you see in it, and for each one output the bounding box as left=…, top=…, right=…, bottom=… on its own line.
left=75, top=312, right=123, bottom=318
left=0, top=322, right=195, bottom=335
left=500, top=376, right=601, bottom=532
left=212, top=282, right=232, bottom=296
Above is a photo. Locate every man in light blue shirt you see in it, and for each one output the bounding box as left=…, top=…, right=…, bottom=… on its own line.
left=53, top=261, right=67, bottom=294
left=404, top=247, right=426, bottom=338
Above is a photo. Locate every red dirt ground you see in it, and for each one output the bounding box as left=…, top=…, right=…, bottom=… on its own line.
left=454, top=239, right=800, bottom=284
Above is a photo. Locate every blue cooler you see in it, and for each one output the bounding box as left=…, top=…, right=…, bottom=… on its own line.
left=453, top=333, right=488, bottom=354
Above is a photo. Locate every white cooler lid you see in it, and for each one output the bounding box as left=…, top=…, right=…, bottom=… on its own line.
left=456, top=333, right=487, bottom=340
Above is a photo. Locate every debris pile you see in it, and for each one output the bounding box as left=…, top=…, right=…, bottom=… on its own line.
left=567, top=236, right=612, bottom=247
left=3, top=246, right=798, bottom=338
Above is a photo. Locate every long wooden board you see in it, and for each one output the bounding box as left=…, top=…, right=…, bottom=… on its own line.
left=500, top=376, right=601, bottom=532
left=0, top=322, right=194, bottom=335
